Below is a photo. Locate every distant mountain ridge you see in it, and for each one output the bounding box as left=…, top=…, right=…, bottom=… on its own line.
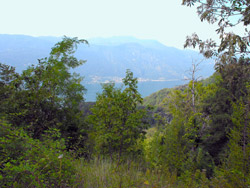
left=0, top=34, right=215, bottom=83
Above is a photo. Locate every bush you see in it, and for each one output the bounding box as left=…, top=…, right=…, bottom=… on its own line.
left=0, top=119, right=78, bottom=187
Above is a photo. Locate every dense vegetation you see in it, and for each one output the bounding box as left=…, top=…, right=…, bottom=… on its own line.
left=1, top=1, right=250, bottom=187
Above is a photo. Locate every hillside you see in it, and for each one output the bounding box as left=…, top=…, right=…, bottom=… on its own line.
left=0, top=35, right=215, bottom=83
left=2, top=35, right=250, bottom=188
left=143, top=73, right=218, bottom=107
left=143, top=84, right=187, bottom=107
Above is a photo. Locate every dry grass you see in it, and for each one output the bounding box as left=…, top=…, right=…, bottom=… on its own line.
left=74, top=157, right=176, bottom=188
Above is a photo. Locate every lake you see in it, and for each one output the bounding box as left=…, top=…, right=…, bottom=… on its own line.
left=83, top=80, right=187, bottom=102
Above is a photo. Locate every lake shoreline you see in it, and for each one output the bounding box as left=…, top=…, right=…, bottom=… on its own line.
left=83, top=80, right=188, bottom=102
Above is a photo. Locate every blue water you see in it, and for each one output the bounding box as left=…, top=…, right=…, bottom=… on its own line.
left=83, top=80, right=187, bottom=102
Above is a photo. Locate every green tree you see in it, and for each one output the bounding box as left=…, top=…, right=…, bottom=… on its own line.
left=160, top=82, right=202, bottom=173
left=0, top=63, right=20, bottom=117
left=89, top=70, right=149, bottom=162
left=182, top=1, right=250, bottom=180
left=214, top=93, right=250, bottom=187
left=155, top=77, right=219, bottom=179
left=201, top=58, right=250, bottom=166
left=0, top=36, right=89, bottom=154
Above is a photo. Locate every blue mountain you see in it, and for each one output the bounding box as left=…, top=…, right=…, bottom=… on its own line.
left=0, top=34, right=215, bottom=83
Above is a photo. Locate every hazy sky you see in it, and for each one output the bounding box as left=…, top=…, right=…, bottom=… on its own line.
left=1, top=0, right=221, bottom=49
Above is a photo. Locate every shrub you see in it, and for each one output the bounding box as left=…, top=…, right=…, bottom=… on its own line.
left=0, top=119, right=77, bottom=187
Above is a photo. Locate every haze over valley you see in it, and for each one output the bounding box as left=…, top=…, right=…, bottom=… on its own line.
left=0, top=34, right=215, bottom=100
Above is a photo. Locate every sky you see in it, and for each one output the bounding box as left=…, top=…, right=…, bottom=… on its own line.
left=0, top=0, right=221, bottom=49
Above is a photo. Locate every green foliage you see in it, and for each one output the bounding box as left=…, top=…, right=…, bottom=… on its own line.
left=157, top=78, right=216, bottom=179
left=177, top=169, right=210, bottom=188
left=143, top=85, right=188, bottom=107
left=143, top=127, right=164, bottom=169
left=0, top=119, right=77, bottom=187
left=0, top=63, right=20, bottom=117
left=151, top=57, right=250, bottom=183
left=89, top=70, right=149, bottom=161
left=201, top=58, right=250, bottom=166
left=181, top=2, right=250, bottom=180
left=0, top=36, right=89, bottom=156
left=201, top=83, right=232, bottom=165
left=1, top=31, right=250, bottom=187
left=214, top=93, right=250, bottom=187
left=143, top=88, right=172, bottom=106
left=201, top=72, right=220, bottom=86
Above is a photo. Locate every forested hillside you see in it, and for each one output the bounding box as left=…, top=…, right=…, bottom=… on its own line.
left=143, top=85, right=187, bottom=106
left=1, top=1, right=250, bottom=188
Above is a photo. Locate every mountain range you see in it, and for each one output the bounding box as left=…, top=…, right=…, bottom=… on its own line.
left=0, top=34, right=215, bottom=84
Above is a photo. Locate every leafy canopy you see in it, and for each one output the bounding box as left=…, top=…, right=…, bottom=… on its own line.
left=182, top=0, right=250, bottom=66
left=0, top=36, right=88, bottom=143
left=89, top=70, right=149, bottom=161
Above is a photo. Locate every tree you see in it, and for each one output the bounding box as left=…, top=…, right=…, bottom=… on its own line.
left=214, top=93, right=250, bottom=187
left=182, top=0, right=250, bottom=175
left=228, top=97, right=250, bottom=186
left=89, top=70, right=149, bottom=162
left=185, top=59, right=203, bottom=113
left=0, top=36, right=89, bottom=154
left=159, top=81, right=210, bottom=174
left=200, top=57, right=250, bottom=166
left=0, top=63, right=20, bottom=117
left=182, top=0, right=250, bottom=66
